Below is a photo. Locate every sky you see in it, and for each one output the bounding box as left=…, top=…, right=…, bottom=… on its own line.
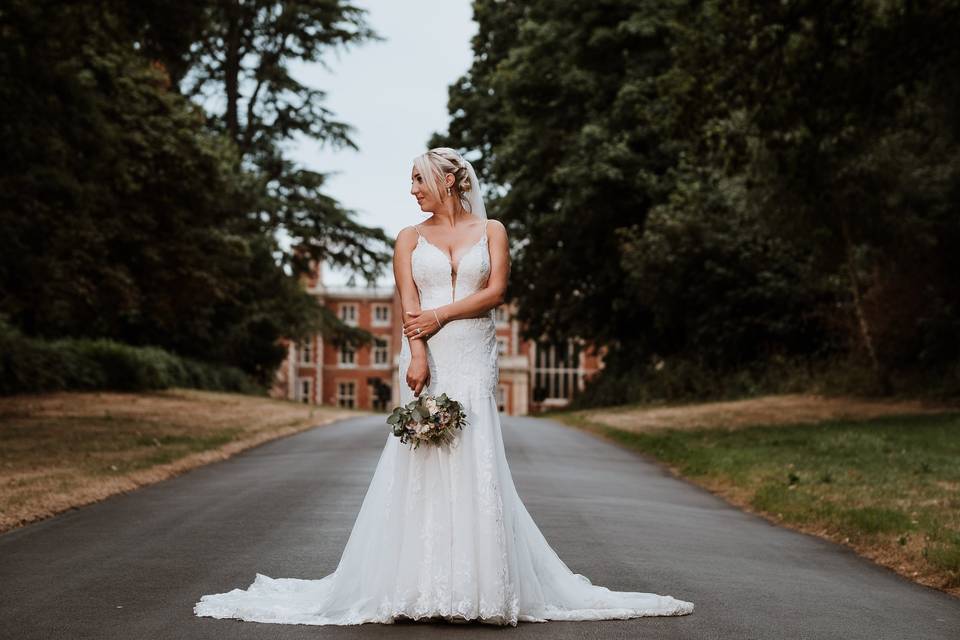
left=288, top=1, right=477, bottom=287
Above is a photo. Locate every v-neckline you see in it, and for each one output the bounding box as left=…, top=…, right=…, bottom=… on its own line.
left=414, top=223, right=488, bottom=300
left=416, top=232, right=486, bottom=274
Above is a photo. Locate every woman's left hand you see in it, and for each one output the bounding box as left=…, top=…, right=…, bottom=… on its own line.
left=403, top=309, right=443, bottom=340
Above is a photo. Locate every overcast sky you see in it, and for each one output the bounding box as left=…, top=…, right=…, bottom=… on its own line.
left=288, top=0, right=477, bottom=287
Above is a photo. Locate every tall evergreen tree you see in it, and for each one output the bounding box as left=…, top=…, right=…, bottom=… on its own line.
left=176, top=1, right=392, bottom=282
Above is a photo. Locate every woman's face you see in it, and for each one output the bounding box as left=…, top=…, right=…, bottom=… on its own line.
left=410, top=166, right=446, bottom=212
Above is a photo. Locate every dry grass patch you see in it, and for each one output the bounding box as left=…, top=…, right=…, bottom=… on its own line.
left=576, top=392, right=957, bottom=433
left=0, top=389, right=361, bottom=532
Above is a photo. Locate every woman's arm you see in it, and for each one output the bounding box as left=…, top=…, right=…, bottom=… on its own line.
left=393, top=227, right=428, bottom=360
left=403, top=219, right=509, bottom=340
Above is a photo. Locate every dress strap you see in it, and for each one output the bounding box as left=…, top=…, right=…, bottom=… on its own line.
left=412, top=224, right=424, bottom=238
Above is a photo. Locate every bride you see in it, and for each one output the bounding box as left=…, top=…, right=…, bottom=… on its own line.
left=193, top=147, right=695, bottom=626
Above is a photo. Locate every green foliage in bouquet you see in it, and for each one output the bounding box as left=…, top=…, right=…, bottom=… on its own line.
left=386, top=393, right=468, bottom=450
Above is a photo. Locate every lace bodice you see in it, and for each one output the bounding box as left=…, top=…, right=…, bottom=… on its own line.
left=411, top=219, right=492, bottom=308
left=399, top=218, right=498, bottom=402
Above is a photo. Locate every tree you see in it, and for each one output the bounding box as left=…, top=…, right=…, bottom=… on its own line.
left=176, top=0, right=393, bottom=283
left=617, top=162, right=835, bottom=370
left=0, top=1, right=249, bottom=346
left=663, top=1, right=960, bottom=388
left=437, top=0, right=683, bottom=351
left=0, top=1, right=376, bottom=385
left=438, top=0, right=960, bottom=399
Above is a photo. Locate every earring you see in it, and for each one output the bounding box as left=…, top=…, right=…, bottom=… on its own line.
left=446, top=186, right=452, bottom=196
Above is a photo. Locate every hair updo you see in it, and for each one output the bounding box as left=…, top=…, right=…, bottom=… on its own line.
left=412, top=147, right=475, bottom=214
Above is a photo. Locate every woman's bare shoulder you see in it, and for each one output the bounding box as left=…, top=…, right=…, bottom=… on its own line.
left=395, top=225, right=419, bottom=246
left=486, top=218, right=507, bottom=239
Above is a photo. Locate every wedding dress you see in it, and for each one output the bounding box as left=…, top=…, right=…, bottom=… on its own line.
left=193, top=217, right=695, bottom=626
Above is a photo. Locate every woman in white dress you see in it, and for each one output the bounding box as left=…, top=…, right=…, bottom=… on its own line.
left=193, top=147, right=694, bottom=626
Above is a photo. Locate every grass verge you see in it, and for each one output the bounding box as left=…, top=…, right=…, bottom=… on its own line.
left=548, top=403, right=960, bottom=599
left=0, top=388, right=363, bottom=533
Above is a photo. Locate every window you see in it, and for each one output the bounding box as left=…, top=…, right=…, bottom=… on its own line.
left=493, top=306, right=508, bottom=326
left=296, top=378, right=312, bottom=404
left=298, top=336, right=313, bottom=364
left=339, top=344, right=356, bottom=367
left=337, top=381, right=356, bottom=408
left=339, top=303, right=358, bottom=326
left=497, top=337, right=507, bottom=355
left=373, top=337, right=390, bottom=366
left=373, top=304, right=391, bottom=326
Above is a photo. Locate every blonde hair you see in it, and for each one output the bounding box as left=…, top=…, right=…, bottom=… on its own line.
left=411, top=147, right=475, bottom=214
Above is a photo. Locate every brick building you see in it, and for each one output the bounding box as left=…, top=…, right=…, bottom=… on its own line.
left=272, top=262, right=604, bottom=415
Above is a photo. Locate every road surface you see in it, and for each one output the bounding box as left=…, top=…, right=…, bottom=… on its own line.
left=1, top=413, right=957, bottom=639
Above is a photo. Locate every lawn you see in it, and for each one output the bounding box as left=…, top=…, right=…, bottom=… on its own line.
left=549, top=399, right=960, bottom=598
left=0, top=389, right=361, bottom=533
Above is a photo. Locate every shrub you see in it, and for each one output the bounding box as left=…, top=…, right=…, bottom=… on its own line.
left=0, top=317, right=262, bottom=395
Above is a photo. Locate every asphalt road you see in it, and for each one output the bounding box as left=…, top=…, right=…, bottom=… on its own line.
left=1, top=413, right=957, bottom=640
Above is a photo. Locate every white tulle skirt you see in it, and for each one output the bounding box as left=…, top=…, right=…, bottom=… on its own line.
left=193, top=388, right=694, bottom=625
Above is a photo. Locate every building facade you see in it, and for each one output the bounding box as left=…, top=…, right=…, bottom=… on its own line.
left=271, top=263, right=604, bottom=415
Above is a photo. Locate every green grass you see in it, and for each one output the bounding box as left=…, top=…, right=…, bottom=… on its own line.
left=556, top=411, right=960, bottom=585
left=93, top=428, right=243, bottom=473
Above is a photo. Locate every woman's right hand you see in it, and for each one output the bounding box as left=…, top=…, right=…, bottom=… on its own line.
left=406, top=354, right=431, bottom=397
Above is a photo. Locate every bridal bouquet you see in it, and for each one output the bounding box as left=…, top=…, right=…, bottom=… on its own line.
left=386, top=393, right=468, bottom=450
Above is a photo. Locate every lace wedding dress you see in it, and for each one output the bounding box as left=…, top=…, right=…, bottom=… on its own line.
left=193, top=218, right=694, bottom=626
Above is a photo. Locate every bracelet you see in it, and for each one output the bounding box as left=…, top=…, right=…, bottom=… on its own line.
left=432, top=309, right=443, bottom=329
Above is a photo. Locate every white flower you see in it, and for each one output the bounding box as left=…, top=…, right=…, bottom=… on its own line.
left=425, top=398, right=439, bottom=415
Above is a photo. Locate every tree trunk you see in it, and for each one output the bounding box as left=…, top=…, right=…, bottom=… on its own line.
left=840, top=218, right=892, bottom=394
left=224, top=1, right=241, bottom=144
